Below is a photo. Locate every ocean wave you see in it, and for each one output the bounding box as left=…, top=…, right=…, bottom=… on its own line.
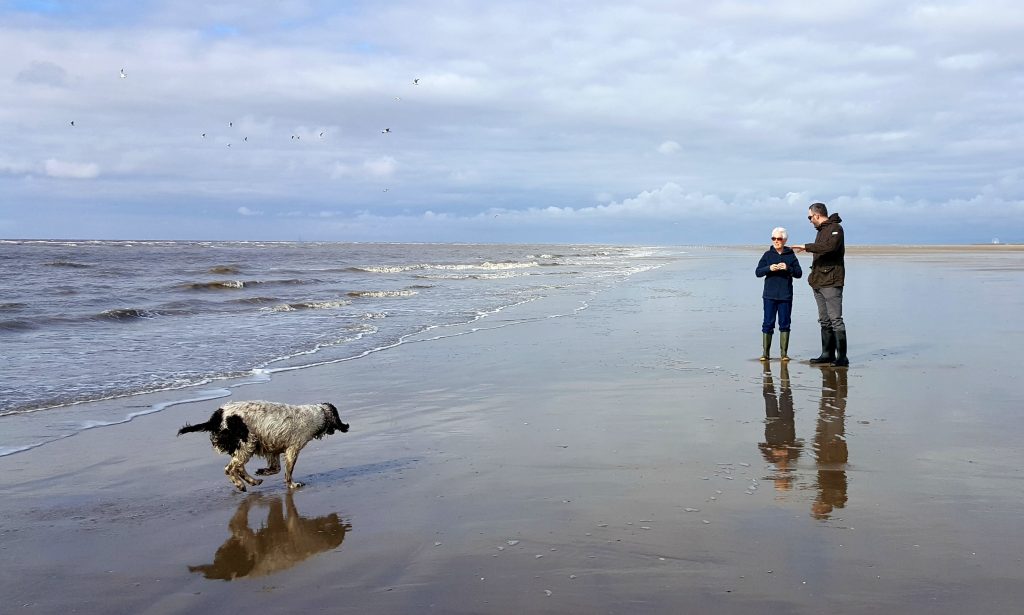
left=262, top=299, right=353, bottom=312
left=185, top=280, right=246, bottom=290
left=98, top=308, right=160, bottom=321
left=353, top=260, right=540, bottom=273
left=208, top=265, right=242, bottom=274
left=44, top=260, right=93, bottom=268
left=183, top=278, right=310, bottom=291
left=347, top=289, right=419, bottom=298
left=0, top=318, right=36, bottom=331
left=229, top=296, right=281, bottom=305
left=0, top=302, right=28, bottom=311
left=413, top=272, right=528, bottom=280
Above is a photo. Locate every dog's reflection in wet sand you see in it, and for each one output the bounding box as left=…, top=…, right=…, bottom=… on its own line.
left=189, top=493, right=351, bottom=580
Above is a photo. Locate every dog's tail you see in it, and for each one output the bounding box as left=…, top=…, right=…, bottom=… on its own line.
left=177, top=408, right=224, bottom=436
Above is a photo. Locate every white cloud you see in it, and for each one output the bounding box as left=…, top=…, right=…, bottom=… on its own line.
left=363, top=156, right=397, bottom=178
left=43, top=159, right=99, bottom=179
left=937, top=53, right=996, bottom=71
left=657, top=140, right=681, bottom=155
left=237, top=206, right=262, bottom=216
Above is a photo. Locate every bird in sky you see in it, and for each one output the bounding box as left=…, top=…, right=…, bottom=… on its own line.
left=120, top=68, right=127, bottom=79
left=412, top=78, right=420, bottom=85
left=228, top=122, right=233, bottom=127
left=243, top=136, right=248, bottom=142
left=319, top=131, right=324, bottom=138
left=381, top=128, right=391, bottom=134
left=70, top=120, right=75, bottom=127
left=201, top=132, right=206, bottom=138
left=394, top=96, right=401, bottom=101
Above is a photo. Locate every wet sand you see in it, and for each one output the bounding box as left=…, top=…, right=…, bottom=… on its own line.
left=3, top=247, right=1023, bottom=614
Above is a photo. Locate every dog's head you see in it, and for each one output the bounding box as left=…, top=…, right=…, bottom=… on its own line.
left=322, top=402, right=349, bottom=434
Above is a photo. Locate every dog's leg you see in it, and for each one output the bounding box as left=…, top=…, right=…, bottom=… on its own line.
left=256, top=453, right=281, bottom=476
left=229, top=443, right=263, bottom=488
left=224, top=461, right=248, bottom=492
left=283, top=448, right=304, bottom=489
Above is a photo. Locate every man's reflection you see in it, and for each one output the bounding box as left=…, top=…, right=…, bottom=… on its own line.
left=811, top=368, right=849, bottom=519
left=759, top=362, right=803, bottom=491
left=189, top=492, right=352, bottom=580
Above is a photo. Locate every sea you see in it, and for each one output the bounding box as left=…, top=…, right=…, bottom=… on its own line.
left=0, top=240, right=682, bottom=456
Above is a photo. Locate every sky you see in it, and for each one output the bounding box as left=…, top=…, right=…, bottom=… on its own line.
left=1, top=0, right=1023, bottom=244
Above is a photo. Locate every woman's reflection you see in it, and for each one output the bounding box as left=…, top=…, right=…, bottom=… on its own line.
left=759, top=362, right=803, bottom=492
left=811, top=368, right=849, bottom=519
left=189, top=492, right=352, bottom=580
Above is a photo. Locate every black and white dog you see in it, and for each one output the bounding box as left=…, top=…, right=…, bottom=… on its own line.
left=178, top=401, right=349, bottom=491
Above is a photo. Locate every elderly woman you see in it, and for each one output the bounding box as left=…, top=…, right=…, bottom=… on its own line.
left=755, top=227, right=802, bottom=361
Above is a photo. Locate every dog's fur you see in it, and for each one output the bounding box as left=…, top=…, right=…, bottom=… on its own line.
left=178, top=401, right=349, bottom=491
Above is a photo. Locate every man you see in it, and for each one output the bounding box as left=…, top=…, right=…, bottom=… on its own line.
left=793, top=202, right=848, bottom=367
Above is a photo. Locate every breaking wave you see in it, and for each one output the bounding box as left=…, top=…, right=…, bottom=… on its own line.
left=262, top=299, right=353, bottom=312
left=347, top=290, right=419, bottom=298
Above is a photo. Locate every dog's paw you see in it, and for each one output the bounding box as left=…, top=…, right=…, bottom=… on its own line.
left=253, top=478, right=263, bottom=486
left=287, top=481, right=305, bottom=489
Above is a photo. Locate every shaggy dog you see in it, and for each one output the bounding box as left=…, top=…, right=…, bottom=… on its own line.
left=178, top=401, right=349, bottom=491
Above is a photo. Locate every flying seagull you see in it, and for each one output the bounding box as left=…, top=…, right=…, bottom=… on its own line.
left=228, top=122, right=233, bottom=127
left=319, top=131, right=324, bottom=138
left=243, top=136, right=248, bottom=142
left=70, top=120, right=75, bottom=127
left=120, top=68, right=127, bottom=79
left=412, top=78, right=420, bottom=85
left=201, top=132, right=206, bottom=138
left=381, top=128, right=391, bottom=134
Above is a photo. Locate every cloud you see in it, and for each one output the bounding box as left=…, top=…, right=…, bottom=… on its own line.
left=14, top=60, right=68, bottom=87
left=363, top=156, right=397, bottom=178
left=237, top=206, right=262, bottom=216
left=657, top=140, right=681, bottom=155
left=2, top=1, right=1022, bottom=242
left=43, top=159, right=99, bottom=179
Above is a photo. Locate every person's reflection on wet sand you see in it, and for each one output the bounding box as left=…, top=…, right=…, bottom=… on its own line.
left=811, top=368, right=849, bottom=519
left=759, top=362, right=803, bottom=492
left=189, top=492, right=352, bottom=580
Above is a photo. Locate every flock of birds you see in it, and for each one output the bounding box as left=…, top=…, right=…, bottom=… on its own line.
left=73, top=69, right=419, bottom=143
left=68, top=69, right=422, bottom=191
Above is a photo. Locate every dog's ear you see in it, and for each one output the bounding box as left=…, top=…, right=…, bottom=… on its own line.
left=323, top=402, right=337, bottom=412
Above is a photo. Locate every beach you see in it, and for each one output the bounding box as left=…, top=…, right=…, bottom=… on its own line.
left=2, top=246, right=1023, bottom=614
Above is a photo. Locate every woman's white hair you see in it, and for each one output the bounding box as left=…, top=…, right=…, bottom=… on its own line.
left=772, top=227, right=788, bottom=240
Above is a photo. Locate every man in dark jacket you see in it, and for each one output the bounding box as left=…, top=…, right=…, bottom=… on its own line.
left=755, top=227, right=802, bottom=361
left=793, top=202, right=848, bottom=367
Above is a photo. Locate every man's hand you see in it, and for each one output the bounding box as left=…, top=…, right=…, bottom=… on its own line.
left=792, top=246, right=806, bottom=253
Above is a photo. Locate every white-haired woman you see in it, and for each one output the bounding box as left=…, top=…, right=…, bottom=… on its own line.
left=755, top=227, right=802, bottom=360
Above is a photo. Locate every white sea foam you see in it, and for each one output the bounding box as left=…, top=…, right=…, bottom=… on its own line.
left=347, top=289, right=419, bottom=298
left=358, top=261, right=539, bottom=273
left=262, top=299, right=353, bottom=312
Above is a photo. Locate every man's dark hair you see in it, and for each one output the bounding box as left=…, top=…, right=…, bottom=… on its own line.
left=809, top=202, right=828, bottom=217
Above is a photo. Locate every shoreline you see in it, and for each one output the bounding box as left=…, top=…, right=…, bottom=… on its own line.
left=3, top=250, right=1023, bottom=613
